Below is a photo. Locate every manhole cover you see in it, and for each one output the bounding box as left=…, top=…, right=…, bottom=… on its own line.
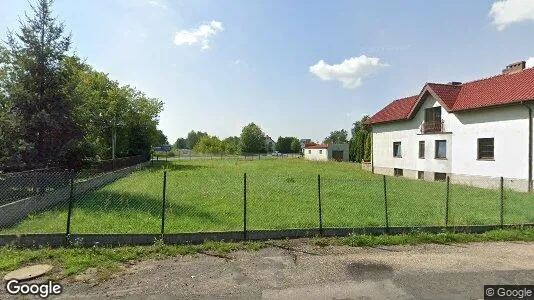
left=3, top=264, right=53, bottom=282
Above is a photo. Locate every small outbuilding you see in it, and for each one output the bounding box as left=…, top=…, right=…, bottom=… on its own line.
left=304, top=143, right=349, bottom=162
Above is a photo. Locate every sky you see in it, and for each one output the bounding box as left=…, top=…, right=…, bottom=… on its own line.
left=1, top=0, right=533, bottom=143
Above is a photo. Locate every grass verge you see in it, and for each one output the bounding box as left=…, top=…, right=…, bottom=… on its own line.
left=311, top=228, right=534, bottom=247
left=1, top=229, right=534, bottom=281
left=0, top=240, right=262, bottom=280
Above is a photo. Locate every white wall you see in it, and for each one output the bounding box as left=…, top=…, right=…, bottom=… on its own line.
left=265, top=137, right=275, bottom=152
left=373, top=95, right=452, bottom=175
left=372, top=94, right=533, bottom=180
left=305, top=148, right=328, bottom=161
left=450, top=105, right=530, bottom=179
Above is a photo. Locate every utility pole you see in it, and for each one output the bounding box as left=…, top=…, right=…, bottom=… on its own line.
left=112, top=116, right=117, bottom=170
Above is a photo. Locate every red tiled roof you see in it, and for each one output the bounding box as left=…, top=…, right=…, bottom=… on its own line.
left=452, top=68, right=534, bottom=111
left=304, top=143, right=329, bottom=149
left=365, top=96, right=419, bottom=125
left=366, top=67, right=534, bottom=125
left=426, top=83, right=461, bottom=110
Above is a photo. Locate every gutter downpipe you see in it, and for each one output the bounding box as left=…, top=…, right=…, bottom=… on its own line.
left=522, top=102, right=533, bottom=192
left=371, top=128, right=374, bottom=173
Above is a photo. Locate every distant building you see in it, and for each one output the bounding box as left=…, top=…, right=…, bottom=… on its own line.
left=265, top=135, right=276, bottom=153
left=304, top=143, right=349, bottom=162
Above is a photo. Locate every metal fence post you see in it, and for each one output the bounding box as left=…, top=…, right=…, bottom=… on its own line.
left=317, top=174, right=323, bottom=235
left=383, top=175, right=389, bottom=233
left=243, top=173, right=247, bottom=240
left=161, top=171, right=167, bottom=238
left=500, top=176, right=504, bottom=229
left=65, top=170, right=75, bottom=236
left=445, top=176, right=450, bottom=227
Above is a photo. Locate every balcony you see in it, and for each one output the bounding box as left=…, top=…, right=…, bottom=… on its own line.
left=421, top=119, right=444, bottom=134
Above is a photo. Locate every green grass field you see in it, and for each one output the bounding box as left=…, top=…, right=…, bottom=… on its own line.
left=3, top=158, right=534, bottom=234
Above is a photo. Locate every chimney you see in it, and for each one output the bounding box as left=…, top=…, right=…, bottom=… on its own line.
left=502, top=61, right=526, bottom=75
left=447, top=81, right=462, bottom=86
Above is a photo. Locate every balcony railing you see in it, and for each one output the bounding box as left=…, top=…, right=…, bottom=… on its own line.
left=421, top=119, right=444, bottom=134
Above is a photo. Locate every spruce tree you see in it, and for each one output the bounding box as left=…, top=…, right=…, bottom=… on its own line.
left=5, top=0, right=79, bottom=165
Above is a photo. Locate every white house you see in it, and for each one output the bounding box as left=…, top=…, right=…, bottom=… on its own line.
left=304, top=143, right=349, bottom=162
left=366, top=61, right=534, bottom=192
left=265, top=135, right=275, bottom=153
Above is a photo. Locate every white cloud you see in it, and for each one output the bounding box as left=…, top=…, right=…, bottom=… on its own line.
left=148, top=0, right=168, bottom=9
left=527, top=57, right=534, bottom=68
left=489, top=0, right=534, bottom=30
left=173, top=20, right=224, bottom=50
left=139, top=29, right=148, bottom=39
left=309, top=55, right=388, bottom=89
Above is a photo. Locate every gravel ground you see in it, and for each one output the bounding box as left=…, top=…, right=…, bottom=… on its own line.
left=4, top=240, right=534, bottom=299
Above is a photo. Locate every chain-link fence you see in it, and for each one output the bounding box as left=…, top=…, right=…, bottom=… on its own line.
left=1, top=162, right=533, bottom=238
left=321, top=177, right=384, bottom=228
left=164, top=167, right=243, bottom=233
left=247, top=174, right=317, bottom=230
left=0, top=169, right=73, bottom=234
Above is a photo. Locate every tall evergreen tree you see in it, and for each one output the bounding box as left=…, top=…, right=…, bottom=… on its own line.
left=5, top=0, right=79, bottom=165
left=363, top=133, right=372, bottom=161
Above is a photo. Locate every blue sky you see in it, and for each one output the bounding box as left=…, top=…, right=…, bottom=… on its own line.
left=1, top=0, right=533, bottom=143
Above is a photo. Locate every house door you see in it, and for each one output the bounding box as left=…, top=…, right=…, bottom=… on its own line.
left=332, top=150, right=344, bottom=161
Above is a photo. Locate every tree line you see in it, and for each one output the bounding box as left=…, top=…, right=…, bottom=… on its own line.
left=0, top=0, right=165, bottom=171
left=175, top=123, right=301, bottom=155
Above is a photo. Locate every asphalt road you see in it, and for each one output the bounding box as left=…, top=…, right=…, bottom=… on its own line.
left=17, top=241, right=534, bottom=299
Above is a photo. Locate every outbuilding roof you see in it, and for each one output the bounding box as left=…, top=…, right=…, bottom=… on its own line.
left=366, top=66, right=534, bottom=125
left=304, top=143, right=329, bottom=149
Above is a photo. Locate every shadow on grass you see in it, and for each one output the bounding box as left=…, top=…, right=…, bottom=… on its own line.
left=146, top=161, right=208, bottom=172
left=73, top=190, right=221, bottom=223
left=0, top=190, right=224, bottom=233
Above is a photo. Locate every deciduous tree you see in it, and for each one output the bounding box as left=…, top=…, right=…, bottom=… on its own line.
left=240, top=123, right=265, bottom=153
left=290, top=138, right=301, bottom=153
left=174, top=138, right=187, bottom=149
left=323, top=129, right=348, bottom=144
left=186, top=130, right=208, bottom=150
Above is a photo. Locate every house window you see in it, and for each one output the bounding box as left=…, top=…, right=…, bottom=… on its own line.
left=418, top=171, right=424, bottom=180
left=308, top=150, right=311, bottom=154
left=425, top=107, right=442, bottom=122
left=478, top=138, right=494, bottom=160
left=422, top=107, right=443, bottom=133
left=394, top=168, right=403, bottom=177
left=393, top=142, right=402, bottom=158
left=418, top=141, right=425, bottom=159
left=319, top=150, right=323, bottom=154
left=434, top=172, right=447, bottom=181
left=435, top=140, right=446, bottom=159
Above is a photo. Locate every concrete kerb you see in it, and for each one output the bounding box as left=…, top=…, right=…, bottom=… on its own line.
left=1, top=224, right=533, bottom=248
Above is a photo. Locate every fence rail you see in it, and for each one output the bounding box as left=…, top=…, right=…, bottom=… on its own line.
left=1, top=160, right=533, bottom=248
left=160, top=152, right=302, bottom=161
